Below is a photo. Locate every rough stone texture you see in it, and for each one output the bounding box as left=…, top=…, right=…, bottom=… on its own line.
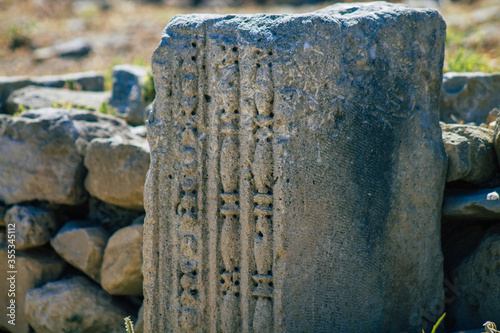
left=5, top=205, right=58, bottom=250
left=443, top=187, right=500, bottom=219
left=33, top=37, right=92, bottom=60
left=0, top=108, right=134, bottom=205
left=30, top=71, right=105, bottom=91
left=6, top=85, right=111, bottom=115
left=51, top=220, right=109, bottom=282
left=84, top=136, right=150, bottom=210
left=440, top=72, right=500, bottom=125
left=135, top=303, right=144, bottom=333
left=447, top=226, right=500, bottom=332
left=493, top=114, right=500, bottom=165
left=101, top=224, right=143, bottom=296
left=25, top=276, right=130, bottom=333
left=0, top=236, right=65, bottom=333
left=109, top=64, right=148, bottom=126
left=0, top=76, right=30, bottom=113
left=88, top=197, right=144, bottom=233
left=441, top=123, right=497, bottom=184
left=144, top=3, right=447, bottom=332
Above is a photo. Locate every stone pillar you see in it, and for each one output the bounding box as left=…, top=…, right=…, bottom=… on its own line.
left=143, top=3, right=447, bottom=332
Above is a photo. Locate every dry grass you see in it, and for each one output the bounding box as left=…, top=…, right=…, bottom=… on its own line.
left=0, top=0, right=498, bottom=77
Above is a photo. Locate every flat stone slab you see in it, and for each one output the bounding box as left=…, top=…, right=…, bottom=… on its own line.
left=6, top=85, right=110, bottom=115
left=144, top=2, right=447, bottom=332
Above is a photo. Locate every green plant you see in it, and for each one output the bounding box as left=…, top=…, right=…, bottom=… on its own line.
left=422, top=313, right=445, bottom=333
left=142, top=71, right=156, bottom=105
left=51, top=101, right=93, bottom=110
left=444, top=47, right=493, bottom=73
left=98, top=101, right=118, bottom=116
left=63, top=79, right=82, bottom=91
left=6, top=22, right=36, bottom=50
left=124, top=316, right=135, bottom=333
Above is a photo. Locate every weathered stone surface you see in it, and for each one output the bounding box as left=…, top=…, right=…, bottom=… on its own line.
left=0, top=108, right=134, bottom=205
left=25, top=276, right=130, bottom=333
left=51, top=220, right=109, bottom=282
left=440, top=72, right=500, bottom=125
left=0, top=237, right=65, bottom=333
left=88, top=197, right=144, bottom=233
left=33, top=37, right=92, bottom=60
left=101, top=224, right=143, bottom=296
left=144, top=3, right=447, bottom=332
left=134, top=303, right=144, bottom=333
left=131, top=124, right=147, bottom=138
left=6, top=85, right=111, bottom=115
left=447, top=226, right=500, bottom=332
left=109, top=64, right=148, bottom=126
left=441, top=123, right=497, bottom=184
left=84, top=136, right=150, bottom=210
left=0, top=76, right=30, bottom=113
left=5, top=205, right=57, bottom=250
left=443, top=188, right=500, bottom=219
left=30, top=71, right=105, bottom=91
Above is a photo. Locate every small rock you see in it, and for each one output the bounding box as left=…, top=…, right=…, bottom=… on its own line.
left=84, top=136, right=150, bottom=210
left=30, top=71, right=104, bottom=91
left=442, top=187, right=500, bottom=220
left=101, top=224, right=143, bottom=296
left=0, top=239, right=65, bottom=333
left=6, top=85, right=110, bottom=115
left=0, top=76, right=31, bottom=113
left=0, top=109, right=134, bottom=205
left=440, top=72, right=500, bottom=125
left=51, top=221, right=109, bottom=282
left=447, top=226, right=500, bottom=332
left=441, top=123, right=497, bottom=184
left=33, top=37, right=92, bottom=61
left=25, top=276, right=131, bottom=333
left=109, top=64, right=148, bottom=126
left=5, top=205, right=58, bottom=250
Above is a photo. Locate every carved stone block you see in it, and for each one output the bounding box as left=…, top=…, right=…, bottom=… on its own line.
left=144, top=3, right=447, bottom=332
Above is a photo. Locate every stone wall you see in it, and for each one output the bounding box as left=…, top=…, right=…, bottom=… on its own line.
left=0, top=6, right=500, bottom=333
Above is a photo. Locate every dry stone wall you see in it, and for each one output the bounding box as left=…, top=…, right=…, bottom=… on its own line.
left=144, top=2, right=447, bottom=332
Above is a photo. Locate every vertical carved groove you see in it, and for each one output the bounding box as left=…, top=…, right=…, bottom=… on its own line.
left=218, top=43, right=242, bottom=332
left=178, top=40, right=202, bottom=332
left=252, top=54, right=275, bottom=332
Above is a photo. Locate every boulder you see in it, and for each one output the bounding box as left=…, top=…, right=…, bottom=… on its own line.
left=442, top=188, right=500, bottom=220
left=101, top=224, right=143, bottom=296
left=441, top=123, right=497, bottom=184
left=5, top=205, right=58, bottom=250
left=50, top=221, right=109, bottom=282
left=30, top=71, right=104, bottom=91
left=0, top=108, right=134, bottom=205
left=109, top=64, right=148, bottom=126
left=447, top=226, right=500, bottom=332
left=145, top=3, right=447, bottom=332
left=440, top=72, right=500, bottom=125
left=25, top=276, right=131, bottom=333
left=84, top=136, right=150, bottom=210
left=6, top=85, right=111, bottom=115
left=0, top=76, right=30, bottom=113
left=0, top=237, right=65, bottom=333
